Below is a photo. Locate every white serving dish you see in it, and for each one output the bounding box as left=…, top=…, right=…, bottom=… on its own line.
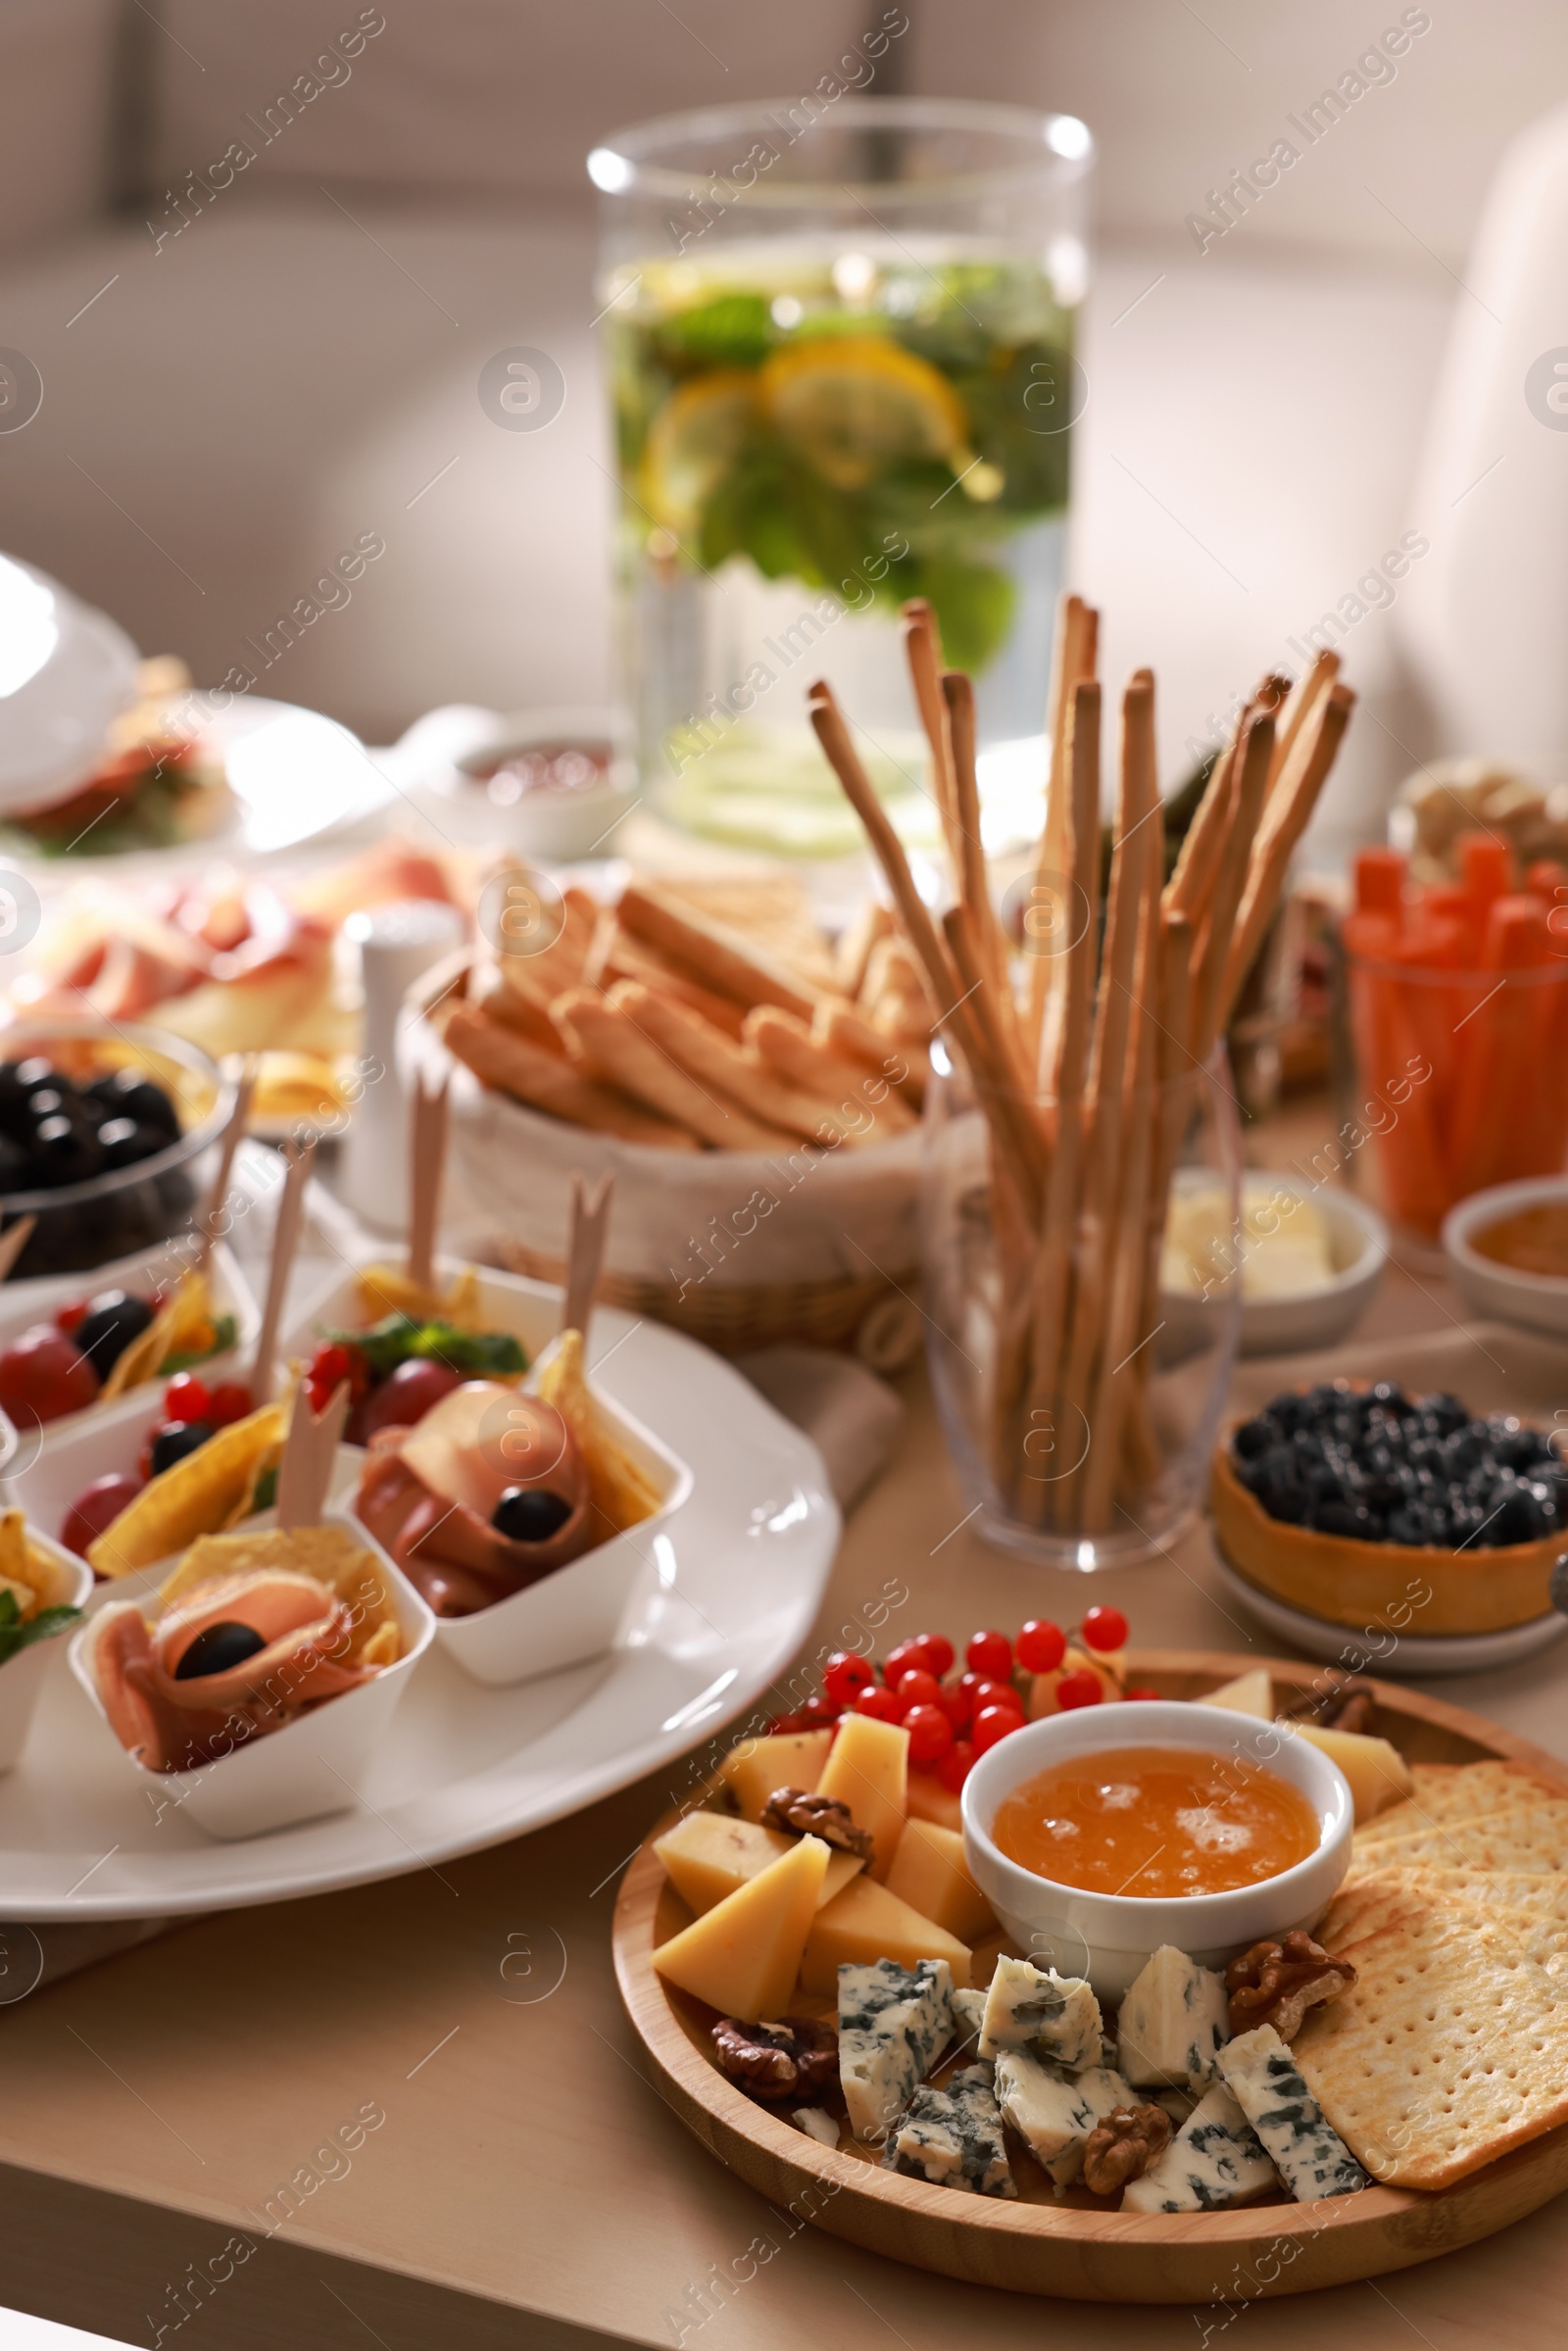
left=448, top=705, right=637, bottom=860
left=68, top=1508, right=434, bottom=1841
left=960, top=1700, right=1354, bottom=2000
left=0, top=1530, right=92, bottom=1775
left=1209, top=1544, right=1568, bottom=1677
left=1442, top=1178, right=1568, bottom=1339
left=1162, top=1172, right=1387, bottom=1361
left=0, top=1302, right=836, bottom=1917
left=287, top=1252, right=696, bottom=1685
left=0, top=1239, right=258, bottom=1455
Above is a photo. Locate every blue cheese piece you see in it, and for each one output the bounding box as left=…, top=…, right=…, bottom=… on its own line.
left=993, top=2048, right=1135, bottom=2188
left=838, top=1958, right=955, bottom=2144
left=790, top=2107, right=840, bottom=2147
left=1117, top=1944, right=1230, bottom=2089
left=951, top=1985, right=988, bottom=2048
left=1121, top=2083, right=1279, bottom=2212
left=1216, top=2025, right=1367, bottom=2201
left=978, top=1955, right=1102, bottom=2070
left=884, top=2065, right=1016, bottom=2197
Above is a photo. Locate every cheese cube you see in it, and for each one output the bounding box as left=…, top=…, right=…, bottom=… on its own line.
left=1216, top=2025, right=1366, bottom=2200
left=1118, top=1944, right=1230, bottom=2089
left=1121, top=2083, right=1280, bottom=2212
left=1202, top=1667, right=1273, bottom=1718
left=652, top=1835, right=828, bottom=2020
left=978, top=1954, right=1102, bottom=2069
left=838, top=1957, right=955, bottom=2143
left=720, top=1730, right=833, bottom=1823
left=1290, top=1723, right=1412, bottom=1824
left=885, top=2066, right=1016, bottom=2196
left=950, top=1984, right=988, bottom=2050
left=815, top=1712, right=908, bottom=1879
left=885, top=1818, right=996, bottom=1944
left=801, top=1873, right=971, bottom=1992
left=993, top=2049, right=1134, bottom=2187
left=654, top=1812, right=862, bottom=1916
left=903, top=1773, right=962, bottom=1833
left=1028, top=1642, right=1120, bottom=1713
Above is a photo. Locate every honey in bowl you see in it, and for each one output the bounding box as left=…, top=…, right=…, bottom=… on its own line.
left=1470, top=1200, right=1568, bottom=1280
left=992, top=1745, right=1320, bottom=1898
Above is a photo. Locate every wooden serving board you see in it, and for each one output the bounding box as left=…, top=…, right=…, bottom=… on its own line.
left=612, top=1648, right=1568, bottom=2305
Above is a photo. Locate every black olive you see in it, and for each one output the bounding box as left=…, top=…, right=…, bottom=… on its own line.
left=74, top=1289, right=156, bottom=1378
left=86, top=1070, right=179, bottom=1140
left=0, top=1135, right=27, bottom=1194
left=149, top=1420, right=216, bottom=1476
left=172, top=1619, right=268, bottom=1680
left=492, top=1486, right=573, bottom=1543
left=26, top=1115, right=104, bottom=1188
left=98, top=1116, right=166, bottom=1169
left=26, top=1089, right=65, bottom=1121
left=14, top=1058, right=55, bottom=1094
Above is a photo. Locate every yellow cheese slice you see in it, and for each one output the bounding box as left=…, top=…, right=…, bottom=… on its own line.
left=1203, top=1666, right=1273, bottom=1718
left=719, top=1730, right=834, bottom=1823
left=1291, top=1724, right=1413, bottom=1824
left=816, top=1713, right=907, bottom=1881
left=654, top=1811, right=861, bottom=1915
left=884, top=1818, right=996, bottom=1944
left=800, top=1873, right=971, bottom=1993
left=652, top=1835, right=829, bottom=2020
left=904, top=1773, right=962, bottom=1834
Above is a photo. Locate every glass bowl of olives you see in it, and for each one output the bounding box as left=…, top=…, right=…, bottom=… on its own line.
left=0, top=1020, right=232, bottom=1281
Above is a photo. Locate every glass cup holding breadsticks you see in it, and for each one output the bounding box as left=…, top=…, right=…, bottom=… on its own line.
left=808, top=595, right=1356, bottom=1569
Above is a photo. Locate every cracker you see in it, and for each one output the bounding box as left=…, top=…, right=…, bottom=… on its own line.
left=1296, top=1886, right=1568, bottom=2188
left=1355, top=1759, right=1565, bottom=1844
left=1350, top=1800, right=1568, bottom=1878
left=1340, top=1862, right=1568, bottom=1925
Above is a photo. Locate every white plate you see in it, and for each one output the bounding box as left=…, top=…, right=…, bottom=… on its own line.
left=1210, top=1544, right=1568, bottom=1676
left=0, top=1302, right=839, bottom=1917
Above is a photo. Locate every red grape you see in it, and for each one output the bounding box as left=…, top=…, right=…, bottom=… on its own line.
left=965, top=1629, right=1013, bottom=1681
left=162, top=1373, right=212, bottom=1425
left=55, top=1298, right=88, bottom=1336
left=60, top=1472, right=143, bottom=1558
left=938, top=1738, right=975, bottom=1794
left=0, top=1326, right=98, bottom=1424
left=969, top=1678, right=1017, bottom=1716
left=904, top=1703, right=954, bottom=1767
left=973, top=1703, right=1024, bottom=1755
left=352, top=1357, right=464, bottom=1441
left=1016, top=1618, right=1066, bottom=1674
left=800, top=1692, right=841, bottom=1730
left=881, top=1640, right=926, bottom=1687
left=854, top=1684, right=904, bottom=1725
left=1055, top=1669, right=1102, bottom=1710
left=894, top=1668, right=943, bottom=1715
left=906, top=1633, right=955, bottom=1679
left=937, top=1682, right=972, bottom=1733
left=823, top=1651, right=875, bottom=1708
left=768, top=1712, right=808, bottom=1734
left=1081, top=1604, right=1128, bottom=1653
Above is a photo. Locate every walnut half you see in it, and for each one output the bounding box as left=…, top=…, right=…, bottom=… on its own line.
left=1081, top=2103, right=1172, bottom=2195
left=760, top=1787, right=874, bottom=1861
left=1225, top=1929, right=1357, bottom=2039
left=710, top=2015, right=839, bottom=2104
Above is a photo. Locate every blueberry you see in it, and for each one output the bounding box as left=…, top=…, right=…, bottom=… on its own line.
left=1425, top=1393, right=1469, bottom=1436
left=1233, top=1416, right=1275, bottom=1461
left=1370, top=1381, right=1409, bottom=1408
left=1314, top=1500, right=1376, bottom=1540
left=1483, top=1484, right=1546, bottom=1545
left=149, top=1420, right=215, bottom=1477
left=74, top=1290, right=156, bottom=1379
left=1493, top=1428, right=1544, bottom=1473
left=97, top=1116, right=166, bottom=1169
left=172, top=1619, right=267, bottom=1680
left=1388, top=1504, right=1433, bottom=1546
left=492, top=1486, right=573, bottom=1543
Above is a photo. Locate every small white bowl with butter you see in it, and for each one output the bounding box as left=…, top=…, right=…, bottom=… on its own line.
left=1161, top=1171, right=1386, bottom=1359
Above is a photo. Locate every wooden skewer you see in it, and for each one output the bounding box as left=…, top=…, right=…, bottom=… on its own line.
left=0, top=1216, right=36, bottom=1286
left=406, top=1069, right=451, bottom=1296
left=195, top=1055, right=259, bottom=1275
left=563, top=1171, right=613, bottom=1341
left=276, top=1376, right=350, bottom=1530
left=251, top=1137, right=317, bottom=1407
left=1218, top=682, right=1354, bottom=1030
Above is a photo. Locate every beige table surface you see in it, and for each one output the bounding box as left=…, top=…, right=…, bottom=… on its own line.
left=2, top=1240, right=1567, bottom=2350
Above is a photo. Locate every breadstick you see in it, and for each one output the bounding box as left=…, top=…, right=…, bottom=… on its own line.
left=1218, top=683, right=1354, bottom=1029
left=608, top=980, right=877, bottom=1148
left=586, top=918, right=748, bottom=1038
left=554, top=989, right=794, bottom=1151
left=901, top=599, right=963, bottom=872
left=470, top=955, right=566, bottom=1052
left=1268, top=649, right=1339, bottom=796
left=617, top=880, right=829, bottom=1021
left=815, top=1001, right=930, bottom=1103
left=442, top=1002, right=699, bottom=1150
left=943, top=667, right=1029, bottom=1089
left=1026, top=595, right=1098, bottom=1053
left=1190, top=709, right=1275, bottom=1059
left=745, top=1006, right=918, bottom=1134
left=835, top=900, right=894, bottom=999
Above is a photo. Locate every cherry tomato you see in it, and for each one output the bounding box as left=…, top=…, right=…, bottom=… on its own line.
left=1016, top=1617, right=1067, bottom=1674
left=1055, top=1668, right=1103, bottom=1710
left=881, top=1640, right=927, bottom=1687
left=894, top=1667, right=943, bottom=1715
left=800, top=1692, right=841, bottom=1730
left=905, top=1632, right=955, bottom=1679
left=853, top=1684, right=904, bottom=1725
left=822, top=1651, right=874, bottom=1709
left=903, top=1703, right=954, bottom=1768
left=938, top=1737, right=975, bottom=1794
left=972, top=1703, right=1023, bottom=1756
left=1124, top=1686, right=1163, bottom=1701
left=937, top=1682, right=971, bottom=1734
left=965, top=1629, right=1013, bottom=1681
left=0, top=1326, right=99, bottom=1425
left=310, top=1341, right=354, bottom=1390
left=162, top=1372, right=212, bottom=1425
left=60, top=1471, right=144, bottom=1558
left=349, top=1357, right=464, bottom=1443
left=1081, top=1604, right=1129, bottom=1653
left=970, top=1678, right=1018, bottom=1717
left=768, top=1712, right=808, bottom=1734
left=207, top=1382, right=253, bottom=1427
left=55, top=1298, right=88, bottom=1336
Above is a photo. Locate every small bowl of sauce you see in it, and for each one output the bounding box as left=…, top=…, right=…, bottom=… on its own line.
left=1445, top=1178, right=1568, bottom=1343
left=960, top=1702, right=1354, bottom=1998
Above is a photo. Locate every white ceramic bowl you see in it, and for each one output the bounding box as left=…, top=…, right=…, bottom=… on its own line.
left=286, top=1255, right=695, bottom=1685
left=448, top=705, right=637, bottom=860
left=1443, top=1178, right=1568, bottom=1340
left=1162, top=1174, right=1387, bottom=1362
left=0, top=1529, right=92, bottom=1774
left=68, top=1507, right=434, bottom=1839
left=960, top=1701, right=1354, bottom=1999
left=3, top=1370, right=272, bottom=1554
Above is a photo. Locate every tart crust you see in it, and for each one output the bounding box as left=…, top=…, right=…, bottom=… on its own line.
left=1209, top=1438, right=1560, bottom=1635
